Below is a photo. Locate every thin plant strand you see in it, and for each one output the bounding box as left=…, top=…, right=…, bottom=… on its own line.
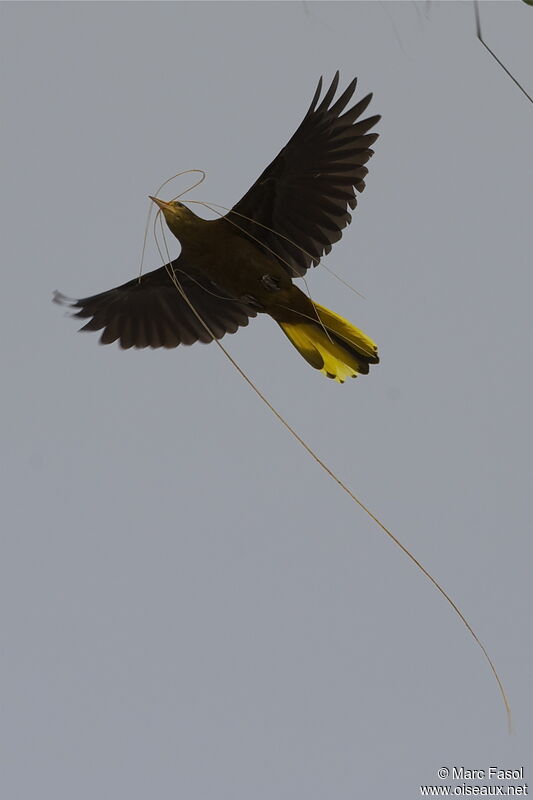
left=138, top=170, right=207, bottom=282
left=150, top=196, right=512, bottom=732
left=474, top=0, right=532, bottom=104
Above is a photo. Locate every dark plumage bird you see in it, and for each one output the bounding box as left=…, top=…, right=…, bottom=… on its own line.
left=55, top=73, right=380, bottom=382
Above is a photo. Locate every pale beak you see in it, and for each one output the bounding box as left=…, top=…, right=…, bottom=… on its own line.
left=149, top=196, right=172, bottom=211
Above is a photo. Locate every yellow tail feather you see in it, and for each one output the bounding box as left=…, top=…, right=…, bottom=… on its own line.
left=278, top=302, right=379, bottom=383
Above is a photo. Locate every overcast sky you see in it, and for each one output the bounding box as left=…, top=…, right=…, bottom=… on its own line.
left=2, top=2, right=532, bottom=798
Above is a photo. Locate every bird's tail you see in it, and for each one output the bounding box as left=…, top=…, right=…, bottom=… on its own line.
left=275, top=301, right=379, bottom=383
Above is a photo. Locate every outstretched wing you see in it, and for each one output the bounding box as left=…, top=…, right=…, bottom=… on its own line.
left=54, top=257, right=257, bottom=348
left=227, top=72, right=380, bottom=277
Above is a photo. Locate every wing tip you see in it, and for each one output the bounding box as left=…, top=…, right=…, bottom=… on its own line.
left=52, top=290, right=76, bottom=307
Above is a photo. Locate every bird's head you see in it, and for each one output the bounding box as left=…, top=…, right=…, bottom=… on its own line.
left=149, top=196, right=199, bottom=241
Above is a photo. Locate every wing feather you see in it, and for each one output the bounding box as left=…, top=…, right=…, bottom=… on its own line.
left=54, top=256, right=257, bottom=349
left=226, top=72, right=380, bottom=277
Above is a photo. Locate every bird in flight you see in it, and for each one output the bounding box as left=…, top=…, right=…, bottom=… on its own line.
left=55, top=73, right=380, bottom=382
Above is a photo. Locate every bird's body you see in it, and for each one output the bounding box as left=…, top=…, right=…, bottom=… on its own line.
left=55, top=73, right=381, bottom=382
left=165, top=209, right=294, bottom=307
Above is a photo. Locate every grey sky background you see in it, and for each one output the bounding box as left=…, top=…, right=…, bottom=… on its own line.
left=2, top=2, right=532, bottom=797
